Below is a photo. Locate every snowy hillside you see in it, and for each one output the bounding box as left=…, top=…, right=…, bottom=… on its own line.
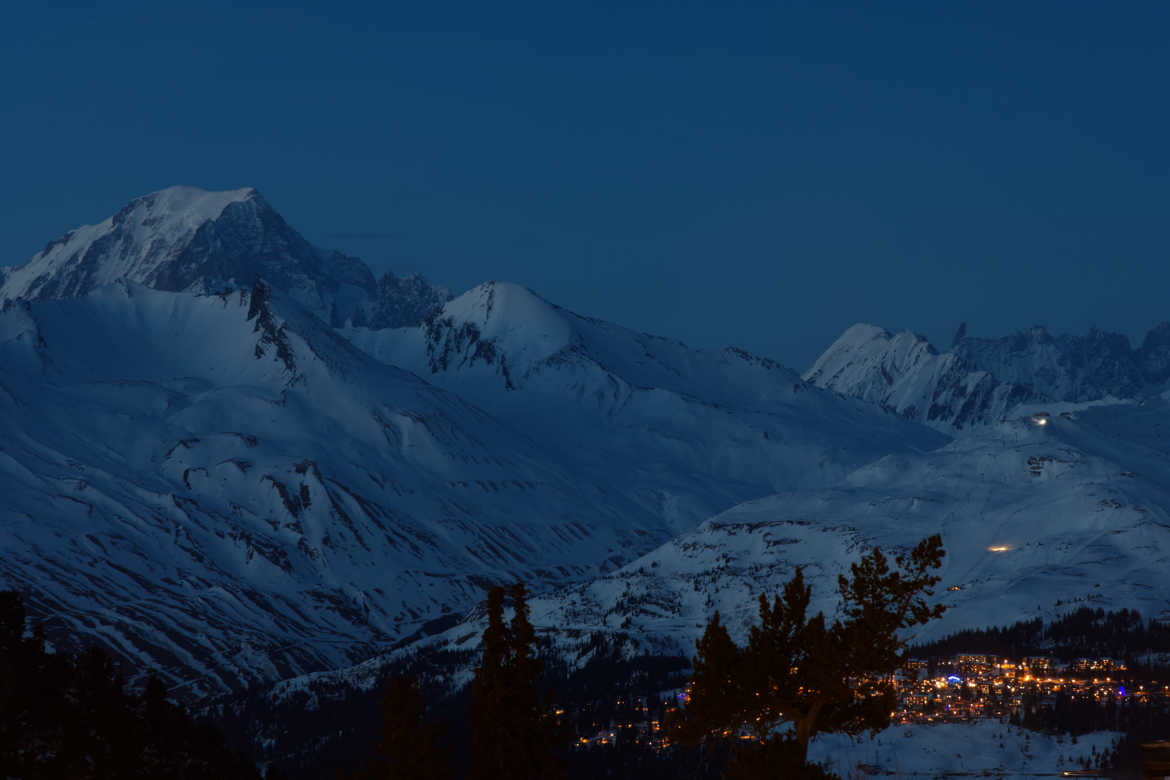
left=523, top=398, right=1170, bottom=654
left=0, top=185, right=450, bottom=329
left=270, top=396, right=1170, bottom=710
left=806, top=322, right=1170, bottom=430
left=0, top=282, right=668, bottom=695
left=344, top=282, right=945, bottom=533
left=810, top=721, right=1118, bottom=779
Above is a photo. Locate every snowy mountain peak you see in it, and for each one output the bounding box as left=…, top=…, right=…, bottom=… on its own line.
left=829, top=322, right=895, bottom=349
left=125, top=184, right=259, bottom=227
left=440, top=281, right=576, bottom=362
left=805, top=322, right=1030, bottom=429
left=0, top=185, right=451, bottom=331
left=1, top=184, right=299, bottom=302
left=805, top=323, right=937, bottom=395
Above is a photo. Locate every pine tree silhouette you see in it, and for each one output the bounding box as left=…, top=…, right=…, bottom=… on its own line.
left=358, top=675, right=451, bottom=780
left=469, top=586, right=510, bottom=779
left=468, top=582, right=564, bottom=780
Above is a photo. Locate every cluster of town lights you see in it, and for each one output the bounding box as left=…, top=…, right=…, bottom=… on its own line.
left=563, top=654, right=1148, bottom=753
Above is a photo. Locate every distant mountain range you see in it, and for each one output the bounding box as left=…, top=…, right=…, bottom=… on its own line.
left=805, top=320, right=1170, bottom=429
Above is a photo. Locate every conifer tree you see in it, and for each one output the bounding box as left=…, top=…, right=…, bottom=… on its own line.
left=679, top=535, right=946, bottom=779
left=468, top=582, right=564, bottom=780
left=469, top=585, right=510, bottom=779
left=359, top=675, right=451, bottom=780
left=677, top=611, right=742, bottom=746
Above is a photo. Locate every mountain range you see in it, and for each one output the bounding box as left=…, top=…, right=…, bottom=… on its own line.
left=0, top=186, right=940, bottom=695
left=4, top=185, right=1170, bottom=723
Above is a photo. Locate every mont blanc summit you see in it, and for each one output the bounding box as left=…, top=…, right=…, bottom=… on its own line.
left=0, top=186, right=450, bottom=329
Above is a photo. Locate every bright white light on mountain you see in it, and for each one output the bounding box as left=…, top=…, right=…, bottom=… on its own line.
left=988, top=545, right=1010, bottom=553
left=1035, top=417, right=1048, bottom=426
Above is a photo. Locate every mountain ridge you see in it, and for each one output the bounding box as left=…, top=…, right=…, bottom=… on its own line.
left=806, top=320, right=1170, bottom=429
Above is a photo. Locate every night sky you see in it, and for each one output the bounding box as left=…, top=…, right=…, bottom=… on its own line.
left=3, top=1, right=1167, bottom=369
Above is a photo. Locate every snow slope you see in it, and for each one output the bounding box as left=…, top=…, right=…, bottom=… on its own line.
left=275, top=396, right=1170, bottom=710
left=0, top=283, right=662, bottom=695
left=344, top=283, right=946, bottom=534
left=810, top=721, right=1118, bottom=779
left=522, top=399, right=1170, bottom=656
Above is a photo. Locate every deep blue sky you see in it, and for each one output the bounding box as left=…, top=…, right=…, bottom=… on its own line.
left=3, top=1, right=1167, bottom=369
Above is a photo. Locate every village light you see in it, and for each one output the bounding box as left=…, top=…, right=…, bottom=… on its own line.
left=988, top=545, right=1010, bottom=552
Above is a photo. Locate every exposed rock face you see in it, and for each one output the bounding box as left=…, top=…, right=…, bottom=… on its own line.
left=364, top=271, right=451, bottom=329
left=1140, top=322, right=1170, bottom=383
left=954, top=326, right=1145, bottom=402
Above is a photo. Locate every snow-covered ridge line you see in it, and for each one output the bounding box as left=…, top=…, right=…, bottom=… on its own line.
left=806, top=321, right=1170, bottom=430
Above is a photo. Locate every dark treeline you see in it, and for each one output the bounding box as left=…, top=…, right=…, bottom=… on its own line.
left=542, top=636, right=705, bottom=780
left=209, top=646, right=477, bottom=778
left=912, top=607, right=1170, bottom=662
left=242, top=604, right=705, bottom=779
left=0, top=591, right=261, bottom=779
left=18, top=582, right=1170, bottom=779
left=1007, top=688, right=1170, bottom=775
left=1012, top=689, right=1147, bottom=735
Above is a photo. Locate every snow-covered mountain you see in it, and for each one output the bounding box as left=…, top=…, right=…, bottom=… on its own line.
left=343, top=283, right=944, bottom=533
left=13, top=181, right=1168, bottom=731
left=0, top=281, right=680, bottom=695
left=0, top=186, right=450, bottom=329
left=525, top=397, right=1170, bottom=654
left=0, top=187, right=943, bottom=694
left=264, top=394, right=1170, bottom=714
left=803, top=324, right=1033, bottom=429
left=805, top=322, right=1170, bottom=430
